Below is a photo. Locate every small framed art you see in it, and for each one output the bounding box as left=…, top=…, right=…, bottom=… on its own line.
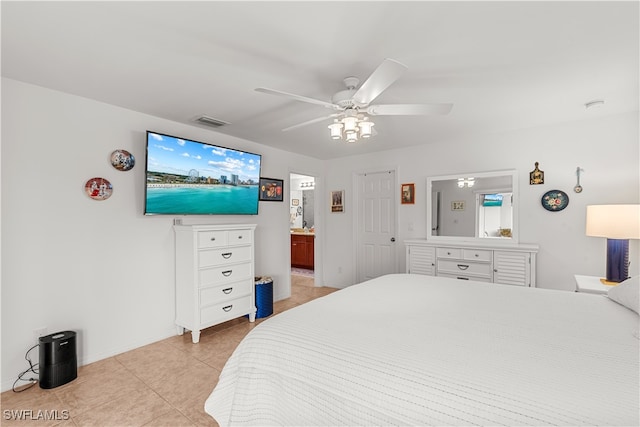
left=452, top=201, right=465, bottom=211
left=331, top=190, right=344, bottom=213
left=259, top=177, right=284, bottom=201
left=401, top=183, right=415, bottom=204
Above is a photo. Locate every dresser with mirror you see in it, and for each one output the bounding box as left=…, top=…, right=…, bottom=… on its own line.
left=406, top=170, right=538, bottom=287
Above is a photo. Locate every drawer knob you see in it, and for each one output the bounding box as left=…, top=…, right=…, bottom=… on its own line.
left=222, top=287, right=233, bottom=294
left=222, top=305, right=233, bottom=312
left=238, top=235, right=243, bottom=239
left=210, top=237, right=216, bottom=241
left=221, top=252, right=232, bottom=259
left=222, top=270, right=233, bottom=277
left=457, top=277, right=470, bottom=280
left=474, top=254, right=479, bottom=257
left=457, top=264, right=469, bottom=270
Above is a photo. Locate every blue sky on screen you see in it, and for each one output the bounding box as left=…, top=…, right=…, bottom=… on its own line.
left=146, top=132, right=260, bottom=181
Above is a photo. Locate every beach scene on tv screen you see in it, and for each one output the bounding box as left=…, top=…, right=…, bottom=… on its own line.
left=145, top=132, right=261, bottom=214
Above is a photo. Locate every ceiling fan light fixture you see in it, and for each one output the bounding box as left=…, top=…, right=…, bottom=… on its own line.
left=328, top=121, right=343, bottom=139
left=345, top=130, right=358, bottom=143
left=343, top=116, right=358, bottom=132
left=359, top=119, right=374, bottom=138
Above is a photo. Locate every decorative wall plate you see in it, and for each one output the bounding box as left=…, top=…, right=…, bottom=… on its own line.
left=110, top=149, right=135, bottom=171
left=541, top=190, right=569, bottom=212
left=85, top=177, right=113, bottom=200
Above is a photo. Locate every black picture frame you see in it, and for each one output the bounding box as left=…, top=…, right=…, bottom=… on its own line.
left=259, top=177, right=284, bottom=202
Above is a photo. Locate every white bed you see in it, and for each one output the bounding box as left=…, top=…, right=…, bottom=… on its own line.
left=205, top=274, right=639, bottom=426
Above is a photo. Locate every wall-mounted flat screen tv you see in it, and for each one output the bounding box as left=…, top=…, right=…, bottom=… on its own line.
left=144, top=131, right=261, bottom=215
left=482, top=193, right=503, bottom=207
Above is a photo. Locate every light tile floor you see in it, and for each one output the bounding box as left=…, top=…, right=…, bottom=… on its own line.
left=1, top=276, right=336, bottom=426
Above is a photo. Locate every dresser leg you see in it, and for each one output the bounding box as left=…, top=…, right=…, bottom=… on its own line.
left=176, top=326, right=185, bottom=336
left=248, top=311, right=256, bottom=322
left=191, top=330, right=201, bottom=343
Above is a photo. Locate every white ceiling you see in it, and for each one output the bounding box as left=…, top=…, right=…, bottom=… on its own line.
left=2, top=1, right=638, bottom=160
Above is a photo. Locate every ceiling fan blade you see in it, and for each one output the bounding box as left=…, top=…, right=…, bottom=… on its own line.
left=255, top=87, right=340, bottom=110
left=352, top=58, right=408, bottom=106
left=367, top=103, right=453, bottom=116
left=282, top=114, right=339, bottom=132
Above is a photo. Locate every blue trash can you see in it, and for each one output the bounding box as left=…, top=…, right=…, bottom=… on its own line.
left=254, top=276, right=273, bottom=318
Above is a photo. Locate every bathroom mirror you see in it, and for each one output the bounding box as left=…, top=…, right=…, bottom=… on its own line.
left=426, top=170, right=518, bottom=243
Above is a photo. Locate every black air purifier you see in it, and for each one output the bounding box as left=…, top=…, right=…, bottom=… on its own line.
left=39, top=331, right=77, bottom=389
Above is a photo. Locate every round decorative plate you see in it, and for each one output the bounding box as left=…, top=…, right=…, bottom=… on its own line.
left=541, top=190, right=569, bottom=212
left=84, top=177, right=113, bottom=201
left=110, top=149, right=135, bottom=171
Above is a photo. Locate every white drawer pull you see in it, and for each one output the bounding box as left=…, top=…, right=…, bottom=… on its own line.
left=221, top=252, right=232, bottom=259
left=222, top=270, right=233, bottom=277
left=222, top=305, right=233, bottom=312
left=222, top=287, right=233, bottom=294
left=457, top=264, right=469, bottom=270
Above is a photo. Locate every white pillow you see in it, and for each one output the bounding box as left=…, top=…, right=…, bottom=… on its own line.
left=607, top=276, right=640, bottom=314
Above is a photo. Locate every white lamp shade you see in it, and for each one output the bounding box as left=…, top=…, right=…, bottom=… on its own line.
left=586, top=204, right=640, bottom=239
left=343, top=116, right=358, bottom=132
left=359, top=120, right=374, bottom=138
left=328, top=122, right=343, bottom=139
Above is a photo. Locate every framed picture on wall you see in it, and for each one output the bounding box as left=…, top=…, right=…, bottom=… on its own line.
left=452, top=201, right=465, bottom=211
left=259, top=177, right=284, bottom=201
left=401, top=183, right=415, bottom=204
left=331, top=190, right=344, bottom=213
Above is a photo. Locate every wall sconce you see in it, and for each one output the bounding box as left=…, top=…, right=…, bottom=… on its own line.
left=586, top=204, right=640, bottom=283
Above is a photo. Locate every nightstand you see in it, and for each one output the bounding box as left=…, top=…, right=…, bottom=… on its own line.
left=574, top=274, right=615, bottom=295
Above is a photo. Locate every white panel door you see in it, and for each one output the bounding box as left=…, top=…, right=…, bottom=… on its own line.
left=357, top=170, right=396, bottom=283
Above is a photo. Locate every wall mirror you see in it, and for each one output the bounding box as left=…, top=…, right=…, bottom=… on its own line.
left=426, top=170, right=518, bottom=243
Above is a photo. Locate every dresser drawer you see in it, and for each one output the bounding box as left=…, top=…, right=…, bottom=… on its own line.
left=199, top=262, right=252, bottom=287
left=200, top=295, right=253, bottom=326
left=436, top=248, right=463, bottom=259
left=228, top=229, right=253, bottom=245
left=198, top=230, right=229, bottom=248
left=462, top=249, right=492, bottom=262
left=199, top=245, right=252, bottom=267
left=438, top=272, right=492, bottom=283
left=200, top=279, right=253, bottom=305
left=437, top=259, right=492, bottom=277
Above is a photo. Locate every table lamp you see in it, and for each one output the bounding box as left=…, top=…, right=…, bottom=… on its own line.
left=586, top=204, right=640, bottom=284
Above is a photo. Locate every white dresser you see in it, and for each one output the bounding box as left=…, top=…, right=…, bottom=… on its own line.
left=174, top=224, right=257, bottom=343
left=406, top=239, right=538, bottom=287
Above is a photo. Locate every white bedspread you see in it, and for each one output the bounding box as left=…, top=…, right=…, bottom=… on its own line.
left=205, top=274, right=639, bottom=426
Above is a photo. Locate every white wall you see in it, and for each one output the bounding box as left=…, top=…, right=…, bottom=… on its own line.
left=321, top=112, right=639, bottom=289
left=0, top=78, right=323, bottom=391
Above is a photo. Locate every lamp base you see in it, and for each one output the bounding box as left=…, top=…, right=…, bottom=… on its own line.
left=599, top=278, right=620, bottom=286
left=605, top=238, right=630, bottom=283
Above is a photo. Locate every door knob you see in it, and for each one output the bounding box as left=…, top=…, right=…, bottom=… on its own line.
left=390, top=237, right=396, bottom=242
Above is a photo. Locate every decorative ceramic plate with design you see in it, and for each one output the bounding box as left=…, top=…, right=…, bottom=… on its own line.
left=84, top=177, right=113, bottom=201
left=110, top=149, right=135, bottom=171
left=541, top=190, right=569, bottom=212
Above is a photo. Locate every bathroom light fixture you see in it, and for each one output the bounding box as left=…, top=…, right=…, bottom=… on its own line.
left=457, top=177, right=475, bottom=188
left=328, top=110, right=374, bottom=143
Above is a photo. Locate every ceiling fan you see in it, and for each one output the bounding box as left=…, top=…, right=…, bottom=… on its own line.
left=255, top=58, right=453, bottom=142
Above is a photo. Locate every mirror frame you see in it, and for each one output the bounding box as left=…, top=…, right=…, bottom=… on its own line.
left=426, top=169, right=519, bottom=244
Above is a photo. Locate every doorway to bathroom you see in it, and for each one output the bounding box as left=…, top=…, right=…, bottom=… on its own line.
left=290, top=173, right=315, bottom=285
